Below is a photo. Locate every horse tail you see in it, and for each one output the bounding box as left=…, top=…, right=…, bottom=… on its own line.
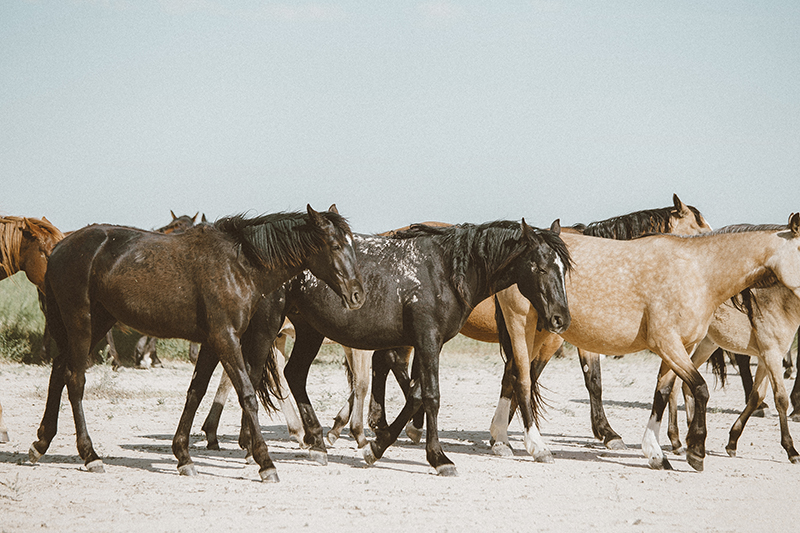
left=256, top=343, right=284, bottom=414
left=494, top=296, right=543, bottom=426
left=708, top=347, right=727, bottom=388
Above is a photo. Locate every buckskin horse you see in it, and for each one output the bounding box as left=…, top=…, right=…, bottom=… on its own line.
left=28, top=206, right=364, bottom=483
left=493, top=213, right=800, bottom=471
left=0, top=215, right=65, bottom=443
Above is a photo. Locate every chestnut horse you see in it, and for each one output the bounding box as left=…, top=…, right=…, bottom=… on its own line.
left=494, top=214, right=800, bottom=471
left=0, top=215, right=65, bottom=443
left=29, top=206, right=364, bottom=483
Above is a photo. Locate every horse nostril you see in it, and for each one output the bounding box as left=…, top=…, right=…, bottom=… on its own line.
left=551, top=316, right=563, bottom=329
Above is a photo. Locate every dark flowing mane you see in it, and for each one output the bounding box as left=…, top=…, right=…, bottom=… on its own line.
left=0, top=216, right=65, bottom=277
left=215, top=211, right=352, bottom=270
left=573, top=204, right=703, bottom=239
left=392, top=221, right=571, bottom=302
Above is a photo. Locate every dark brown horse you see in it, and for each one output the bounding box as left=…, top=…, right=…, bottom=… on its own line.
left=28, top=206, right=364, bottom=483
left=104, top=211, right=205, bottom=369
left=0, top=215, right=65, bottom=443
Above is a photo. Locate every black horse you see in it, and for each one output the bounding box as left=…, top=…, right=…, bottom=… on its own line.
left=29, top=205, right=364, bottom=483
left=270, top=219, right=571, bottom=476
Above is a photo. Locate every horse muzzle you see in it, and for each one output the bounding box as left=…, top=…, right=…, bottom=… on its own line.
left=341, top=280, right=366, bottom=310
left=539, top=312, right=570, bottom=335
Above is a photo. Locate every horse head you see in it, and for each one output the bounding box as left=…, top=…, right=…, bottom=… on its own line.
left=669, top=194, right=713, bottom=235
left=770, top=212, right=800, bottom=300
left=513, top=218, right=571, bottom=335
left=303, top=204, right=365, bottom=311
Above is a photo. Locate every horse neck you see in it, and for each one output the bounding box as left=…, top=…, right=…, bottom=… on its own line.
left=691, top=231, right=781, bottom=305
left=0, top=222, right=23, bottom=281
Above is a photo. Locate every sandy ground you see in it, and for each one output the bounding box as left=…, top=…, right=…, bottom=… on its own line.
left=1, top=347, right=798, bottom=533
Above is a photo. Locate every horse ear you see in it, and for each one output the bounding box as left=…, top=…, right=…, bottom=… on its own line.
left=192, top=212, right=198, bottom=224
left=673, top=194, right=689, bottom=216
left=549, top=219, right=561, bottom=235
left=328, top=204, right=339, bottom=214
left=201, top=214, right=208, bottom=223
left=520, top=218, right=533, bottom=239
left=307, top=204, right=326, bottom=227
left=170, top=210, right=178, bottom=220
left=789, top=212, right=800, bottom=236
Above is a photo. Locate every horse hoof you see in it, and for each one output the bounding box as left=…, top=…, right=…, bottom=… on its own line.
left=686, top=451, right=704, bottom=472
left=752, top=409, right=766, bottom=418
left=362, top=444, right=377, bottom=466
left=491, top=442, right=513, bottom=457
left=725, top=446, right=737, bottom=458
left=178, top=463, right=198, bottom=476
left=28, top=445, right=43, bottom=464
left=326, top=432, right=339, bottom=446
left=86, top=459, right=105, bottom=473
left=534, top=450, right=554, bottom=464
left=245, top=454, right=257, bottom=465
left=435, top=464, right=458, bottom=477
left=789, top=411, right=800, bottom=423
left=259, top=468, right=280, bottom=483
left=605, top=438, right=626, bottom=451
left=0, top=430, right=9, bottom=443
left=405, top=423, right=423, bottom=444
left=648, top=456, right=672, bottom=470
left=206, top=440, right=220, bottom=451
left=309, top=449, right=328, bottom=466
left=671, top=445, right=686, bottom=456
left=789, top=455, right=800, bottom=465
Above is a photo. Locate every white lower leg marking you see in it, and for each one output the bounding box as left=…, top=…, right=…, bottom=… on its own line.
left=490, top=397, right=512, bottom=444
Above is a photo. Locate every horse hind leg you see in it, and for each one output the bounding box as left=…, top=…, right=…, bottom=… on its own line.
left=327, top=346, right=355, bottom=446
left=201, top=370, right=232, bottom=450
left=728, top=355, right=800, bottom=463
left=579, top=349, right=625, bottom=450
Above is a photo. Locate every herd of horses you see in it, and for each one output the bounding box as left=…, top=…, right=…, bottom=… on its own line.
left=1, top=195, right=799, bottom=482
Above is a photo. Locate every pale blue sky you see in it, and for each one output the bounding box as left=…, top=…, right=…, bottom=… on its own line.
left=2, top=1, right=799, bottom=233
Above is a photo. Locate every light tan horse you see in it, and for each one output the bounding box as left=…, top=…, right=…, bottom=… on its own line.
left=664, top=282, right=800, bottom=463
left=493, top=214, right=800, bottom=471
left=0, top=215, right=65, bottom=443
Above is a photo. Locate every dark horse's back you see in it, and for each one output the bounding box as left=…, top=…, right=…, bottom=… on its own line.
left=285, top=232, right=469, bottom=351
left=46, top=224, right=239, bottom=344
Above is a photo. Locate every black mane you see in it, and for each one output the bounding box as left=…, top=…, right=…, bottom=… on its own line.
left=215, top=211, right=352, bottom=270
left=392, top=221, right=571, bottom=302
left=575, top=204, right=704, bottom=239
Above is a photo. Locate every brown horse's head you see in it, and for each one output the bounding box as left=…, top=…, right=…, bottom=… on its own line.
left=668, top=194, right=712, bottom=235
left=0, top=216, right=65, bottom=292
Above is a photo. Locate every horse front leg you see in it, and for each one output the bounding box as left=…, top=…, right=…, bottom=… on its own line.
left=368, top=349, right=396, bottom=441
left=643, top=348, right=708, bottom=472
left=578, top=349, right=625, bottom=450
left=489, top=357, right=517, bottom=456
left=283, top=320, right=327, bottom=464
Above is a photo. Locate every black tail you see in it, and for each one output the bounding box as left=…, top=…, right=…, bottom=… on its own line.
left=256, top=343, right=285, bottom=414
left=494, top=296, right=543, bottom=426
left=708, top=347, right=728, bottom=388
